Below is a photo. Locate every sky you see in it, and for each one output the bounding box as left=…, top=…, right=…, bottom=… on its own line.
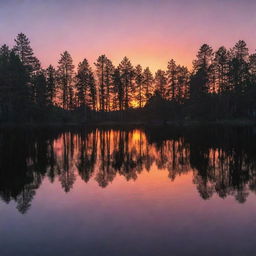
left=1, top=0, right=256, bottom=72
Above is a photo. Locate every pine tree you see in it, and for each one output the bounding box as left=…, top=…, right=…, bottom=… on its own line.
left=112, top=68, right=123, bottom=110
left=95, top=55, right=106, bottom=111
left=87, top=71, right=97, bottom=111
left=118, top=57, right=134, bottom=110
left=232, top=40, right=249, bottom=61
left=193, top=44, right=213, bottom=71
left=166, top=59, right=177, bottom=100
left=142, top=67, right=153, bottom=104
left=190, top=44, right=213, bottom=98
left=154, top=70, right=167, bottom=99
left=176, top=65, right=190, bottom=103
left=46, top=65, right=56, bottom=105
left=95, top=55, right=114, bottom=111
left=134, top=65, right=144, bottom=108
left=76, top=59, right=91, bottom=107
left=57, top=51, right=74, bottom=110
left=76, top=58, right=96, bottom=110
left=0, top=45, right=28, bottom=121
left=105, top=58, right=115, bottom=111
left=13, top=33, right=41, bottom=103
left=229, top=40, right=249, bottom=93
left=13, top=33, right=40, bottom=74
left=213, top=47, right=230, bottom=93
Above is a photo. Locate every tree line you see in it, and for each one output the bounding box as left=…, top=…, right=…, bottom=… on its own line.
left=1, top=33, right=256, bottom=122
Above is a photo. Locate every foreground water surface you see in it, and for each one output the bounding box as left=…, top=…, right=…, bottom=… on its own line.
left=1, top=126, right=256, bottom=256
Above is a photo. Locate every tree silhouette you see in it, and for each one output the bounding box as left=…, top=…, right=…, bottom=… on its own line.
left=134, top=65, right=144, bottom=108
left=166, top=59, right=178, bottom=100
left=112, top=68, right=124, bottom=110
left=155, top=69, right=167, bottom=98
left=118, top=57, right=134, bottom=110
left=0, top=45, right=29, bottom=121
left=13, top=33, right=40, bottom=74
left=76, top=58, right=96, bottom=110
left=95, top=55, right=114, bottom=111
left=1, top=33, right=256, bottom=122
left=46, top=65, right=57, bottom=105
left=57, top=51, right=75, bottom=110
left=142, top=67, right=154, bottom=104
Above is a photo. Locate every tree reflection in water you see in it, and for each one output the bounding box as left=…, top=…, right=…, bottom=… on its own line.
left=0, top=126, right=256, bottom=213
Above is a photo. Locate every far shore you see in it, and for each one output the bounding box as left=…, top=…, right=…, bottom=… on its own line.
left=1, top=119, right=256, bottom=129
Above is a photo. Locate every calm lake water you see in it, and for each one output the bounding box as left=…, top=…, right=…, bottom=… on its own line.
left=1, top=126, right=256, bottom=256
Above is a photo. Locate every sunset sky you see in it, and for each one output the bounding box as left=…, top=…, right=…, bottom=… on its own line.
left=1, top=0, right=256, bottom=72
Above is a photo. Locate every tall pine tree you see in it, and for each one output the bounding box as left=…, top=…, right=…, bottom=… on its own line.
left=57, top=51, right=74, bottom=110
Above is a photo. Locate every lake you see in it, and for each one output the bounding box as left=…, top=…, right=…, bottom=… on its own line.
left=1, top=126, right=256, bottom=256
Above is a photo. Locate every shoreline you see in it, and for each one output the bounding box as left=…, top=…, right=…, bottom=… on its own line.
left=1, top=119, right=256, bottom=128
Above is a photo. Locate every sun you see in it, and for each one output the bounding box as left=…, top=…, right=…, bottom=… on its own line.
left=130, top=100, right=140, bottom=108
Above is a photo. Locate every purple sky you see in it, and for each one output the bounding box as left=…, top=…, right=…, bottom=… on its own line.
left=1, top=0, right=256, bottom=72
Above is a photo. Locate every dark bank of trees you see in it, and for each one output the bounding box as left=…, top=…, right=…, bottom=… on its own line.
left=1, top=33, right=256, bottom=123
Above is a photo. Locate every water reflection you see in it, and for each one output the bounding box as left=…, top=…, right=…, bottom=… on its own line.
left=1, top=126, right=256, bottom=213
